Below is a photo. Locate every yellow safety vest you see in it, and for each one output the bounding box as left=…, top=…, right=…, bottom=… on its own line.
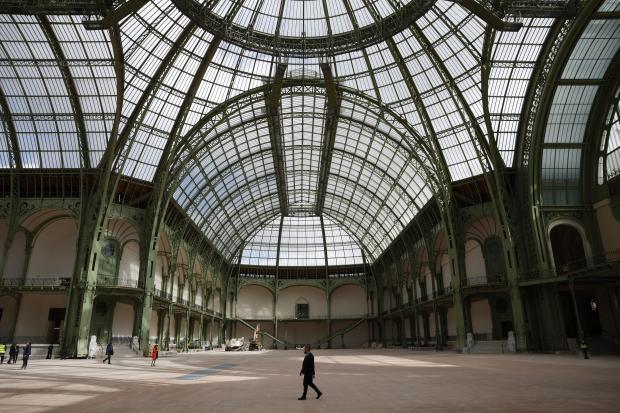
left=0, top=344, right=6, bottom=353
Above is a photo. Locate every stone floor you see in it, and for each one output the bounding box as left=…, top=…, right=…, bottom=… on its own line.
left=0, top=349, right=618, bottom=412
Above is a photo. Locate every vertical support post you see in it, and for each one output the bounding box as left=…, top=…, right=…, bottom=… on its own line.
left=433, top=302, right=442, bottom=350
left=7, top=294, right=22, bottom=342
left=185, top=308, right=190, bottom=351
left=165, top=304, right=172, bottom=351
left=423, top=312, right=431, bottom=345
left=174, top=313, right=181, bottom=350
left=272, top=292, right=278, bottom=349
left=156, top=308, right=165, bottom=345
left=137, top=246, right=157, bottom=355
left=198, top=313, right=204, bottom=345
left=568, top=279, right=585, bottom=345
left=20, top=236, right=33, bottom=282
left=509, top=285, right=528, bottom=351
left=412, top=280, right=420, bottom=346
left=326, top=293, right=332, bottom=349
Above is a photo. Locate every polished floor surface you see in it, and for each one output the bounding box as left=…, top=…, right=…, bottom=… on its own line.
left=0, top=349, right=618, bottom=412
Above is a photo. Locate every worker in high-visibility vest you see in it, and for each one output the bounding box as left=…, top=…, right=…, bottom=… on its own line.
left=0, top=343, right=6, bottom=364
left=579, top=338, right=589, bottom=359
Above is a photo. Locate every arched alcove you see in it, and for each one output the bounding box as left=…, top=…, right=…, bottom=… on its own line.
left=549, top=223, right=588, bottom=272
left=483, top=237, right=506, bottom=278
left=465, top=239, right=486, bottom=281
left=118, top=240, right=140, bottom=284
left=28, top=218, right=77, bottom=279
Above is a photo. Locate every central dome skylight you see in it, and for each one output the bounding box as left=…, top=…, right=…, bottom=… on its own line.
left=241, top=215, right=364, bottom=267
left=172, top=0, right=435, bottom=56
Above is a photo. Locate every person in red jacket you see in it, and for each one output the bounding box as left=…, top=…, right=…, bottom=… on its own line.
left=151, top=344, right=159, bottom=367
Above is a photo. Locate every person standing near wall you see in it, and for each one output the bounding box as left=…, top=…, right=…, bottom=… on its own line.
left=298, top=344, right=322, bottom=400
left=21, top=342, right=31, bottom=369
left=7, top=344, right=15, bottom=364
left=12, top=344, right=19, bottom=364
left=46, top=345, right=53, bottom=359
left=0, top=343, right=6, bottom=364
left=579, top=338, right=590, bottom=359
left=102, top=342, right=114, bottom=364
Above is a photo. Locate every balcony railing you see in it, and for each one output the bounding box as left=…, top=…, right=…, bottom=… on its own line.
left=434, top=285, right=452, bottom=297
left=238, top=314, right=369, bottom=321
left=519, top=249, right=620, bottom=280
left=154, top=289, right=174, bottom=300
left=0, top=277, right=71, bottom=288
left=462, top=274, right=506, bottom=288
left=96, top=277, right=142, bottom=289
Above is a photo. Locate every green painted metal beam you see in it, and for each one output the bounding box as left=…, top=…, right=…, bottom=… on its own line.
left=266, top=62, right=290, bottom=216
left=315, top=63, right=341, bottom=216
left=83, top=0, right=150, bottom=30
left=39, top=16, right=91, bottom=169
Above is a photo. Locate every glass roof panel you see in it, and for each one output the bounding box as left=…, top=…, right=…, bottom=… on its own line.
left=48, top=15, right=116, bottom=167
left=562, top=19, right=620, bottom=80
left=278, top=216, right=325, bottom=267
left=240, top=216, right=280, bottom=266
left=0, top=15, right=85, bottom=168
left=280, top=90, right=325, bottom=215
left=0, top=116, right=12, bottom=168
left=541, top=148, right=582, bottom=206
left=489, top=18, right=554, bottom=166
left=324, top=216, right=364, bottom=266
left=240, top=215, right=365, bottom=267
left=599, top=0, right=620, bottom=12
left=545, top=85, right=599, bottom=144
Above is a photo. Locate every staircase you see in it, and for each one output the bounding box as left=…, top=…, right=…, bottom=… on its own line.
left=235, top=318, right=294, bottom=348
left=109, top=343, right=140, bottom=358
left=312, top=317, right=367, bottom=349
left=469, top=340, right=506, bottom=354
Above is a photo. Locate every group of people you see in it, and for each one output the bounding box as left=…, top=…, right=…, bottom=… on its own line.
left=100, top=342, right=159, bottom=367
left=2, top=339, right=321, bottom=400
left=0, top=342, right=32, bottom=369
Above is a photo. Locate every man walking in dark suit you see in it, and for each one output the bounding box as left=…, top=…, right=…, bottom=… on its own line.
left=21, top=342, right=31, bottom=369
left=298, top=344, right=322, bottom=400
left=102, top=342, right=114, bottom=364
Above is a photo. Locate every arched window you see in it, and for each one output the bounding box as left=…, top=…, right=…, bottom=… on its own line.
left=598, top=86, right=620, bottom=184
left=295, top=298, right=309, bottom=320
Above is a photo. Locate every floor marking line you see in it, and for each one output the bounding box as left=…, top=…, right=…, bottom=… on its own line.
left=177, top=363, right=237, bottom=381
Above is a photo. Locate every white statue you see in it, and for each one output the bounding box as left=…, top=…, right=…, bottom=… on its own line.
left=88, top=335, right=98, bottom=359
left=465, top=332, right=474, bottom=353
left=132, top=336, right=140, bottom=353
left=507, top=331, right=516, bottom=352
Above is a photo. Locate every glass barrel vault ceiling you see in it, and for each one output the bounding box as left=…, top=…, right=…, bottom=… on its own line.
left=0, top=0, right=618, bottom=265
left=542, top=5, right=620, bottom=206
